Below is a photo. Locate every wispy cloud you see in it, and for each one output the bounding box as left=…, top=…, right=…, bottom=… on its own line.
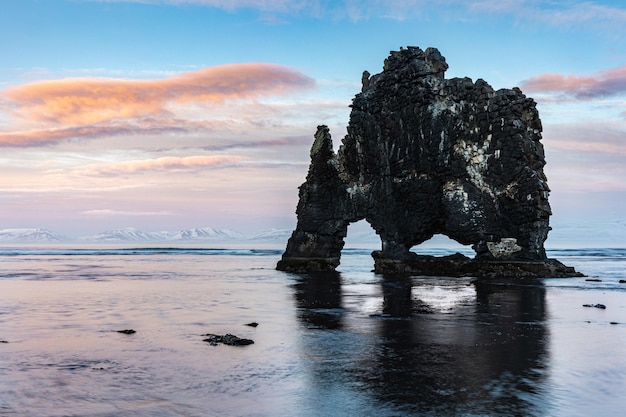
left=469, top=0, right=621, bottom=18
left=82, top=209, right=174, bottom=216
left=521, top=65, right=626, bottom=99
left=545, top=119, right=626, bottom=154
left=90, top=0, right=626, bottom=28
left=80, top=155, right=246, bottom=176
left=0, top=118, right=228, bottom=147
left=466, top=1, right=626, bottom=31
left=542, top=119, right=626, bottom=193
left=0, top=63, right=314, bottom=147
left=199, top=135, right=310, bottom=151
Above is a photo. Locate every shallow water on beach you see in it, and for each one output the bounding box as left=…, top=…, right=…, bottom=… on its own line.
left=1, top=247, right=625, bottom=416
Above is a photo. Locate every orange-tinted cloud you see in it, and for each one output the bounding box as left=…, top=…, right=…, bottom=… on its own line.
left=521, top=65, right=626, bottom=99
left=1, top=63, right=314, bottom=126
left=0, top=63, right=313, bottom=147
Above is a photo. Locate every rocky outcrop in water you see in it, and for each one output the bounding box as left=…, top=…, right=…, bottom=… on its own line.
left=202, top=333, right=254, bottom=346
left=277, top=46, right=580, bottom=278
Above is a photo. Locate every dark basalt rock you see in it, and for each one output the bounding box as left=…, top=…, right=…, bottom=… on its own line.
left=202, top=333, right=254, bottom=346
left=373, top=253, right=580, bottom=278
left=583, top=304, right=607, bottom=309
left=117, top=329, right=136, bottom=335
left=277, top=46, right=581, bottom=278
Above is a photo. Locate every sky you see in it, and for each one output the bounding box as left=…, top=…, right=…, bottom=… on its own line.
left=1, top=0, right=626, bottom=239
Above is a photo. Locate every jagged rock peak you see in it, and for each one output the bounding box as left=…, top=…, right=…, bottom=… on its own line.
left=384, top=46, right=447, bottom=77
left=362, top=46, right=448, bottom=92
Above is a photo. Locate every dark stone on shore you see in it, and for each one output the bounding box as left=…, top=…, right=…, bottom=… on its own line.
left=202, top=333, right=254, bottom=346
left=620, top=280, right=626, bottom=284
left=245, top=322, right=259, bottom=327
left=0, top=340, right=8, bottom=343
left=583, top=304, right=606, bottom=309
left=373, top=254, right=583, bottom=278
left=610, top=322, right=619, bottom=325
left=117, top=329, right=136, bottom=335
left=586, top=278, right=602, bottom=282
left=276, top=46, right=580, bottom=279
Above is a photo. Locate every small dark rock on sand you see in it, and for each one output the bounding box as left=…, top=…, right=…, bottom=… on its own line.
left=0, top=340, right=8, bottom=343
left=583, top=304, right=607, bottom=309
left=620, top=280, right=626, bottom=284
left=245, top=322, right=259, bottom=327
left=585, top=278, right=602, bottom=282
left=117, top=329, right=136, bottom=335
left=203, top=333, right=254, bottom=346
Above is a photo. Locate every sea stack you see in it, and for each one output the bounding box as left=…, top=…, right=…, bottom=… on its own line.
left=277, top=46, right=581, bottom=278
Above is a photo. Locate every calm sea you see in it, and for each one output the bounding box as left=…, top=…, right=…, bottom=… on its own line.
left=1, top=246, right=625, bottom=416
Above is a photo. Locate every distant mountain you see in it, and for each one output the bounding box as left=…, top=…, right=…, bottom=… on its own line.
left=0, top=226, right=300, bottom=244
left=76, top=226, right=289, bottom=243
left=0, top=228, right=72, bottom=243
left=6, top=220, right=622, bottom=247
left=247, top=228, right=292, bottom=241
left=81, top=227, right=168, bottom=243
left=168, top=227, right=245, bottom=241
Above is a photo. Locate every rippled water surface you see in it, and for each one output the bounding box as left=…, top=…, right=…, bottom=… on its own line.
left=1, top=247, right=625, bottom=416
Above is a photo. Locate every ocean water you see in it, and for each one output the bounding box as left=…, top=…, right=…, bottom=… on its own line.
left=0, top=246, right=625, bottom=417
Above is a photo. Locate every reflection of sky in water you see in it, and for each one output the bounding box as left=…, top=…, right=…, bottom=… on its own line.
left=411, top=283, right=476, bottom=312
left=353, top=280, right=476, bottom=315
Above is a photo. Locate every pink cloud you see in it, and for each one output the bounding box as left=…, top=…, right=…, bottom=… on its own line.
left=0, top=63, right=314, bottom=146
left=199, top=135, right=310, bottom=151
left=521, top=65, right=626, bottom=99
left=81, top=155, right=246, bottom=176
left=0, top=120, right=312, bottom=149
left=547, top=139, right=626, bottom=155
left=0, top=118, right=226, bottom=147
left=82, top=209, right=174, bottom=216
left=544, top=121, right=626, bottom=155
left=541, top=120, right=626, bottom=194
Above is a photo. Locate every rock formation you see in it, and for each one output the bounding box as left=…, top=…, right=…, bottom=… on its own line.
left=277, top=46, right=581, bottom=278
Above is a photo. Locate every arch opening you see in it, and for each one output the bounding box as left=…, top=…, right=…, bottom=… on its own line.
left=343, top=219, right=379, bottom=250
left=410, top=234, right=473, bottom=258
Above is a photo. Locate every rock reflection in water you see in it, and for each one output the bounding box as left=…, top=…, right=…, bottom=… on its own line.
left=292, top=273, right=550, bottom=416
left=292, top=272, right=344, bottom=330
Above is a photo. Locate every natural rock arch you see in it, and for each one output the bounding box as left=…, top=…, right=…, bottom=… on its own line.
left=277, top=47, right=580, bottom=278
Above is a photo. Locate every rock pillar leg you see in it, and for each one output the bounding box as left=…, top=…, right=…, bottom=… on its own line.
left=276, top=126, right=352, bottom=273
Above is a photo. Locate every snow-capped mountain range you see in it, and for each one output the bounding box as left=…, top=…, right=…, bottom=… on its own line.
left=2, top=219, right=625, bottom=246
left=0, top=227, right=294, bottom=244
left=0, top=228, right=73, bottom=244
